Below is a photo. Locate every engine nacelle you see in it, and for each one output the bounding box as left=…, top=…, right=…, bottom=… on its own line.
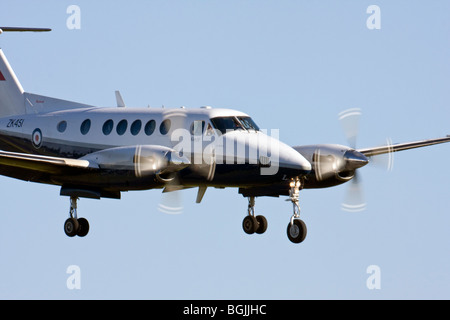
left=80, top=145, right=188, bottom=178
left=293, top=144, right=368, bottom=189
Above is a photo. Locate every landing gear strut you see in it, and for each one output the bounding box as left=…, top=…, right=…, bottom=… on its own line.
left=64, top=196, right=90, bottom=237
left=286, top=177, right=307, bottom=244
left=242, top=196, right=268, bottom=235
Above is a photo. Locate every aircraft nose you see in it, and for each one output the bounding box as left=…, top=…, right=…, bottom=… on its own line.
left=276, top=144, right=312, bottom=174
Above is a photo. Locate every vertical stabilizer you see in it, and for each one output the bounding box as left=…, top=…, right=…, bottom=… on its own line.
left=0, top=49, right=25, bottom=117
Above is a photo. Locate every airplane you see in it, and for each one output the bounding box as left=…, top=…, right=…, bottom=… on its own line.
left=0, top=29, right=448, bottom=243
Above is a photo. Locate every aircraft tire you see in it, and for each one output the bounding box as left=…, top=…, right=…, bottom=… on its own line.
left=242, top=216, right=258, bottom=234
left=64, top=218, right=79, bottom=237
left=287, top=219, right=307, bottom=244
left=255, top=215, right=268, bottom=234
left=77, top=218, right=90, bottom=237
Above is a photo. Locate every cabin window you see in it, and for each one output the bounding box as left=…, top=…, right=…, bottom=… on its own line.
left=57, top=121, right=67, bottom=133
left=160, top=119, right=171, bottom=135
left=102, top=119, right=114, bottom=135
left=144, top=120, right=156, bottom=136
left=130, top=120, right=142, bottom=136
left=117, top=119, right=128, bottom=136
left=80, top=119, right=91, bottom=135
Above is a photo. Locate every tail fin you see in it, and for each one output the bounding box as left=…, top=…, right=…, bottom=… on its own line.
left=0, top=49, right=26, bottom=117
left=0, top=49, right=95, bottom=115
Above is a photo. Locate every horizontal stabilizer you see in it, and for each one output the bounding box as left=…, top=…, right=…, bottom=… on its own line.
left=0, top=27, right=51, bottom=33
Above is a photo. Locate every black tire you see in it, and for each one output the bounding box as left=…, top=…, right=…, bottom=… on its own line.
left=255, top=215, right=268, bottom=234
left=242, top=215, right=258, bottom=234
left=287, top=219, right=307, bottom=244
left=77, top=218, right=90, bottom=237
left=64, top=218, right=79, bottom=237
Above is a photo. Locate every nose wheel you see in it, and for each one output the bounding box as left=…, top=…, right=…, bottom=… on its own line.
left=287, top=218, right=307, bottom=244
left=64, top=196, right=90, bottom=237
left=286, top=177, right=307, bottom=244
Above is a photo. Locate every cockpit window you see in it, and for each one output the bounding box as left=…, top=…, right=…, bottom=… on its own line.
left=238, top=117, right=260, bottom=131
left=210, top=116, right=259, bottom=135
left=210, top=117, right=244, bottom=134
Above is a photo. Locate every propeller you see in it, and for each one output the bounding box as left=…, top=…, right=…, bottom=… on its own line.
left=158, top=183, right=185, bottom=215
left=157, top=110, right=216, bottom=214
left=157, top=155, right=192, bottom=215
left=338, top=108, right=395, bottom=212
left=338, top=108, right=366, bottom=212
left=338, top=108, right=361, bottom=149
left=369, top=137, right=394, bottom=172
left=157, top=111, right=189, bottom=215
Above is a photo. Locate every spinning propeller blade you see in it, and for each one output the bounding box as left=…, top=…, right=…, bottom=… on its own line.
left=342, top=171, right=366, bottom=212
left=339, top=108, right=366, bottom=212
left=156, top=110, right=214, bottom=214
left=338, top=108, right=394, bottom=212
left=368, top=137, right=395, bottom=172
left=338, top=108, right=361, bottom=149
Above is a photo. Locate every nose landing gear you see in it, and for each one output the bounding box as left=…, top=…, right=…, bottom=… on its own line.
left=286, top=177, right=307, bottom=244
left=64, top=196, right=90, bottom=237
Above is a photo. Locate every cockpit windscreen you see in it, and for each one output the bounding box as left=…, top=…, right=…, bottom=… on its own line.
left=237, top=117, right=260, bottom=131
left=210, top=116, right=260, bottom=134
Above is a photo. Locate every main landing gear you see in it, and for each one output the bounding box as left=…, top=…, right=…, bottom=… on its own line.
left=242, top=177, right=307, bottom=244
left=242, top=196, right=268, bottom=235
left=64, top=196, right=90, bottom=237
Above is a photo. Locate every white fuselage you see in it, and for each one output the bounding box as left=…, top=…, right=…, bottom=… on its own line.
left=0, top=106, right=311, bottom=189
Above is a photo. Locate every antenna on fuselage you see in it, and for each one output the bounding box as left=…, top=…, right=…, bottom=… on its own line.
left=115, top=90, right=126, bottom=108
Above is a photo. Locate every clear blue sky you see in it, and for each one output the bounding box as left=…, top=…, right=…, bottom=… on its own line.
left=0, top=0, right=449, bottom=299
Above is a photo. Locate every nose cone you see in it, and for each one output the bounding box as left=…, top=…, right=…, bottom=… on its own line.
left=344, top=149, right=369, bottom=170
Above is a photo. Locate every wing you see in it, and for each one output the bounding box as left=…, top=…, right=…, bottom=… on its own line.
left=0, top=150, right=92, bottom=183
left=357, top=135, right=450, bottom=157
left=0, top=150, right=90, bottom=171
left=0, top=146, right=190, bottom=199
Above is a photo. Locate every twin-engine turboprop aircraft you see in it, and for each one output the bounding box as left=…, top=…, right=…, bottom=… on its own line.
left=0, top=29, right=448, bottom=243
